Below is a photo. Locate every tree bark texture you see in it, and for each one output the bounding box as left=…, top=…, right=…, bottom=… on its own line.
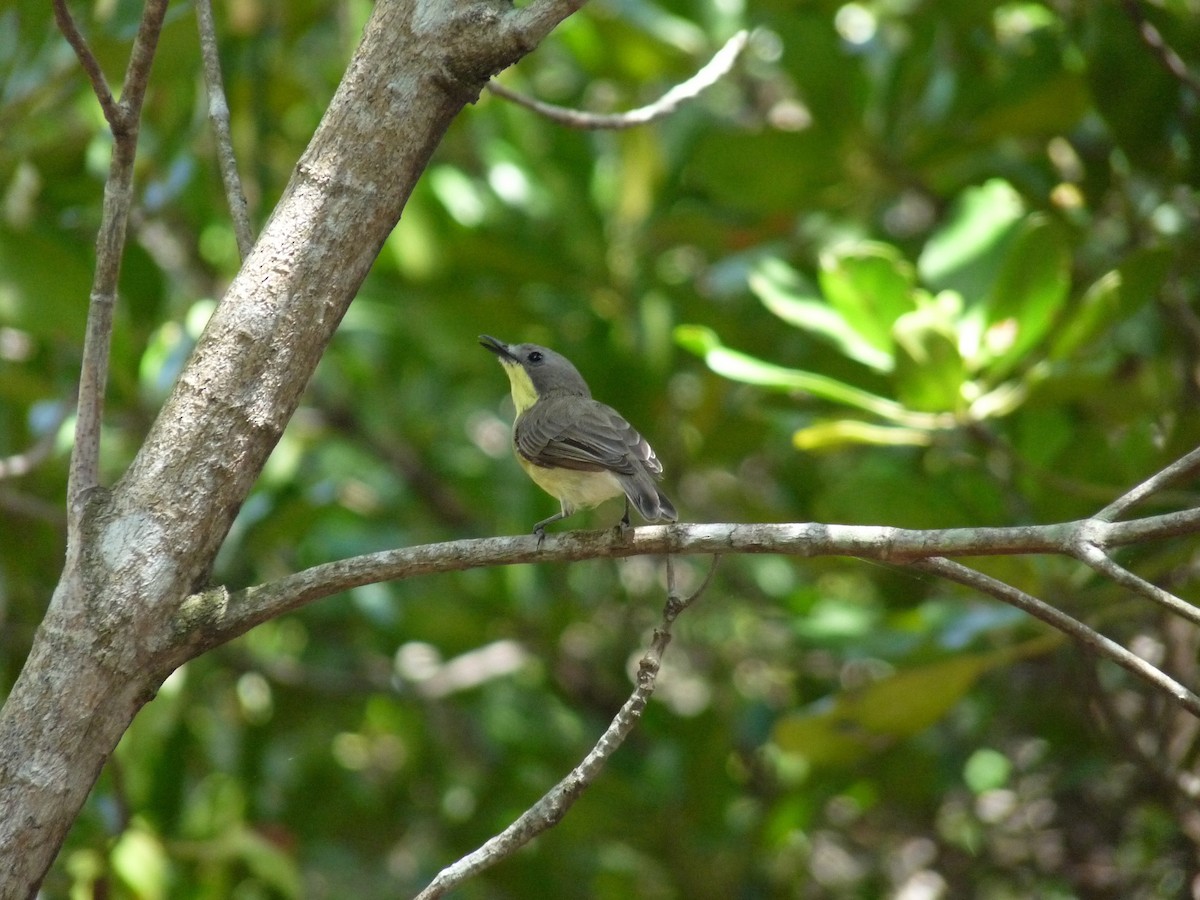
left=0, top=0, right=573, bottom=893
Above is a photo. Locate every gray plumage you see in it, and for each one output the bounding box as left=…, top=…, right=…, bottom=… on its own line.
left=480, top=336, right=677, bottom=534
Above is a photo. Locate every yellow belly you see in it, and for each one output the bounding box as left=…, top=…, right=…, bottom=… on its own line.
left=518, top=456, right=624, bottom=513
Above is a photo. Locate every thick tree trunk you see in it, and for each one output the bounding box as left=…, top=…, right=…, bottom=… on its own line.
left=0, top=0, right=576, bottom=893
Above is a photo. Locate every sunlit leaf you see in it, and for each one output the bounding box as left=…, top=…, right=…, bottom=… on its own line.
left=817, top=242, right=918, bottom=353
left=750, top=257, right=894, bottom=372
left=111, top=826, right=169, bottom=900
left=675, top=325, right=947, bottom=427
left=793, top=419, right=933, bottom=451
left=918, top=179, right=1025, bottom=303
left=892, top=305, right=966, bottom=413
left=975, top=213, right=1070, bottom=379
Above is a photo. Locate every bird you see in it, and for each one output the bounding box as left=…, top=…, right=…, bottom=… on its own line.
left=479, top=334, right=677, bottom=544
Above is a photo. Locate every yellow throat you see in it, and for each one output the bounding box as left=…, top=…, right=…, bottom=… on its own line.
left=499, top=359, right=540, bottom=414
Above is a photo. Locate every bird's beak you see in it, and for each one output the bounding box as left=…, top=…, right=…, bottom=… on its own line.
left=479, top=334, right=518, bottom=363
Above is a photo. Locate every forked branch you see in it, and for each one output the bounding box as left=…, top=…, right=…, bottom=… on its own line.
left=54, top=0, right=170, bottom=523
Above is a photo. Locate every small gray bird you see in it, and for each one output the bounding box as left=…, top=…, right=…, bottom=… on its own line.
left=480, top=335, right=678, bottom=543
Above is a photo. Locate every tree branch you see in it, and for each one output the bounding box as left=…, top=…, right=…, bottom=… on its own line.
left=486, top=30, right=748, bottom=130
left=503, top=0, right=590, bottom=51
left=1072, top=541, right=1200, bottom=627
left=51, top=0, right=120, bottom=129
left=171, top=508, right=1200, bottom=707
left=911, top=557, right=1200, bottom=717
left=413, top=555, right=718, bottom=899
left=1096, top=445, right=1200, bottom=521
left=59, top=0, right=169, bottom=525
left=195, top=0, right=255, bottom=259
left=5, top=1, right=592, bottom=892
left=1119, top=0, right=1200, bottom=100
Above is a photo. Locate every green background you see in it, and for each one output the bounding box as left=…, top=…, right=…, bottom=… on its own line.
left=3, top=0, right=1200, bottom=896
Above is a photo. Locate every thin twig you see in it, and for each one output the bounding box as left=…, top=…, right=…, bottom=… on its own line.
left=486, top=30, right=748, bottom=130
left=1120, top=0, right=1200, bottom=100
left=0, top=400, right=71, bottom=480
left=1096, top=445, right=1200, bottom=521
left=59, top=0, right=169, bottom=521
left=195, top=0, right=255, bottom=259
left=119, top=0, right=169, bottom=126
left=413, top=555, right=719, bottom=899
left=52, top=0, right=121, bottom=129
left=1073, top=541, right=1200, bottom=627
left=912, top=557, right=1200, bottom=718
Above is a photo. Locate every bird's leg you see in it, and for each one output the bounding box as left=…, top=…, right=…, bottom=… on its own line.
left=532, top=506, right=570, bottom=549
left=615, top=497, right=632, bottom=539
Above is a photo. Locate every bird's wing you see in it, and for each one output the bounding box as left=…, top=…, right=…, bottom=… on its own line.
left=516, top=396, right=663, bottom=478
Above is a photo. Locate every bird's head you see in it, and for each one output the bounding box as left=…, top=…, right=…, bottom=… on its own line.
left=479, top=335, right=591, bottom=412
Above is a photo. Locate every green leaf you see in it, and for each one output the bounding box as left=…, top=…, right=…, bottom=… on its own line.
left=918, top=179, right=1026, bottom=302
left=749, top=257, right=894, bottom=372
left=675, top=325, right=948, bottom=428
left=891, top=305, right=967, bottom=413
left=1049, top=247, right=1171, bottom=361
left=793, top=419, right=934, bottom=451
left=0, top=226, right=92, bottom=339
left=112, top=826, right=170, bottom=900
left=817, top=243, right=919, bottom=355
left=975, top=213, right=1071, bottom=378
left=773, top=647, right=1034, bottom=767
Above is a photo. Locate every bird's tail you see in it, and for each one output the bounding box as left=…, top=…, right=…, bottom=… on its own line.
left=621, top=471, right=678, bottom=523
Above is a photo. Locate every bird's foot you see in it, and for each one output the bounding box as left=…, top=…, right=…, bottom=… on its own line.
left=615, top=510, right=632, bottom=540
left=534, top=524, right=547, bottom=549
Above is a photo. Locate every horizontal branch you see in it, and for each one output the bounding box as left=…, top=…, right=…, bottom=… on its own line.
left=172, top=509, right=1200, bottom=663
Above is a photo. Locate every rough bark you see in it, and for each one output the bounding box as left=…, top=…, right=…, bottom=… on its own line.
left=0, top=0, right=580, bottom=894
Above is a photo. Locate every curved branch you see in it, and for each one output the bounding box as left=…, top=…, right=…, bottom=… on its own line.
left=913, top=557, right=1200, bottom=718
left=486, top=30, right=748, bottom=130
left=413, top=555, right=718, bottom=899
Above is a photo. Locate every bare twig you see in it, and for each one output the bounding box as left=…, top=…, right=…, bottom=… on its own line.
left=1072, top=541, right=1200, bottom=627
left=58, top=0, right=170, bottom=522
left=51, top=0, right=120, bottom=128
left=0, top=401, right=71, bottom=480
left=486, top=30, right=748, bottom=130
left=912, top=556, right=1200, bottom=718
left=1096, top=445, right=1200, bottom=521
left=195, top=0, right=255, bottom=258
left=1120, top=0, right=1200, bottom=100
left=413, top=554, right=719, bottom=899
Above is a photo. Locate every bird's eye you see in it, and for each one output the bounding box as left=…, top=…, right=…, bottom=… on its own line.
left=528, top=351, right=543, bottom=363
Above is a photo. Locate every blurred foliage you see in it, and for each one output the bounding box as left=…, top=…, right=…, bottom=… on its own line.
left=3, top=0, right=1200, bottom=897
